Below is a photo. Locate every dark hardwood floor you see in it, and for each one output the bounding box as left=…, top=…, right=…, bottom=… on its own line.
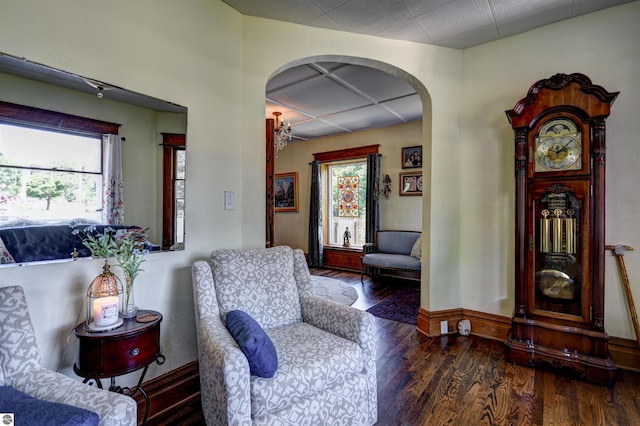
left=156, top=269, right=640, bottom=426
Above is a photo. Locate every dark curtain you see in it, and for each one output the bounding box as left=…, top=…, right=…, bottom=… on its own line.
left=308, top=160, right=323, bottom=267
left=365, top=153, right=380, bottom=244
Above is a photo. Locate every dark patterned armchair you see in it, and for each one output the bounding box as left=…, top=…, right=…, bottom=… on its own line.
left=191, top=246, right=377, bottom=425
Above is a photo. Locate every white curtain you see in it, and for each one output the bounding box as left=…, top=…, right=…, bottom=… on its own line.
left=102, top=134, right=124, bottom=225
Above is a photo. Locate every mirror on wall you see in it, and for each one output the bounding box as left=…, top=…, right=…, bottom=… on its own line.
left=0, top=52, right=187, bottom=265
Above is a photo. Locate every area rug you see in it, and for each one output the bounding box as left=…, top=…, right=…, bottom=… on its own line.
left=366, top=287, right=419, bottom=325
left=311, top=276, right=358, bottom=306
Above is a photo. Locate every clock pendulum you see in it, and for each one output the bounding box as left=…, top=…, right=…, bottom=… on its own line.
left=536, top=195, right=578, bottom=301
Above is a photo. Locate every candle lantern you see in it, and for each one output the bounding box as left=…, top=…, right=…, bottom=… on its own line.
left=85, top=260, right=124, bottom=332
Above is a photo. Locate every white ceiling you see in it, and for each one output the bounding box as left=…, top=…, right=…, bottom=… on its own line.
left=232, top=0, right=633, bottom=141
left=224, top=0, right=632, bottom=49
left=0, top=52, right=186, bottom=113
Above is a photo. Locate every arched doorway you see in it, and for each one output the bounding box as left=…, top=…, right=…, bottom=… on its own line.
left=265, top=56, right=431, bottom=286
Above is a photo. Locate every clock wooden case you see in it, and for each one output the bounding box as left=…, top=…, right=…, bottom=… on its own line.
left=505, top=73, right=619, bottom=385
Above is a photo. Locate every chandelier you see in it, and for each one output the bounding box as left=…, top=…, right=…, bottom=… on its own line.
left=273, top=112, right=292, bottom=152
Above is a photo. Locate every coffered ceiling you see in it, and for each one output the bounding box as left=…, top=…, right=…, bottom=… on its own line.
left=266, top=61, right=422, bottom=142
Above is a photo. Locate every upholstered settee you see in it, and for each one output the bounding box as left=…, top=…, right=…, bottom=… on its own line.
left=0, top=285, right=137, bottom=426
left=192, top=246, right=377, bottom=425
left=361, top=230, right=422, bottom=282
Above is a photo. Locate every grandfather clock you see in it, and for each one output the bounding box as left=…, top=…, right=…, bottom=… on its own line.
left=505, top=73, right=619, bottom=385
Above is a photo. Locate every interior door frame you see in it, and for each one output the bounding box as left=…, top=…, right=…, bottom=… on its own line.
left=266, top=118, right=275, bottom=247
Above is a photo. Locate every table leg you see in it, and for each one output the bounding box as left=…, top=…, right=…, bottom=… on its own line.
left=82, top=377, right=103, bottom=389
left=138, top=384, right=150, bottom=426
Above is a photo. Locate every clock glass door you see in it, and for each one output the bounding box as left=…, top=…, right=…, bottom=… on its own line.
left=529, top=180, right=590, bottom=321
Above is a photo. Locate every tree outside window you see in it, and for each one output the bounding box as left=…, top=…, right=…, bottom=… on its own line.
left=0, top=123, right=102, bottom=224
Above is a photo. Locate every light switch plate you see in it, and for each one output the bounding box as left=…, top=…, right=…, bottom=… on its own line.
left=224, top=191, right=235, bottom=210
left=440, top=320, right=448, bottom=335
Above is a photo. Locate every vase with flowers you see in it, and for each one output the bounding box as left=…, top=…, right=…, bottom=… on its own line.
left=115, top=231, right=146, bottom=318
left=73, top=225, right=148, bottom=319
left=72, top=225, right=119, bottom=259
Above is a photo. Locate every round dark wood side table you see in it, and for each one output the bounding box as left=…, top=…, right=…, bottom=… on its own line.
left=74, top=310, right=165, bottom=425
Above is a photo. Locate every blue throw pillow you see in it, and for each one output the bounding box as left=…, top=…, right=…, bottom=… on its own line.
left=225, top=310, right=278, bottom=378
left=0, top=386, right=99, bottom=426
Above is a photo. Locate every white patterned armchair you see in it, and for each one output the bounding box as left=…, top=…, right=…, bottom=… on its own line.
left=191, top=246, right=377, bottom=425
left=0, top=285, right=137, bottom=426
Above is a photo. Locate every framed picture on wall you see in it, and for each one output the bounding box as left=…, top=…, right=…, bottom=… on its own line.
left=399, top=171, right=422, bottom=196
left=401, top=146, right=422, bottom=169
left=274, top=172, right=298, bottom=212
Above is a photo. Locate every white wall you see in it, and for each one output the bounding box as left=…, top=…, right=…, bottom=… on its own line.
left=459, top=2, right=640, bottom=338
left=274, top=121, right=423, bottom=251
left=241, top=17, right=463, bottom=312
left=0, top=0, right=245, bottom=384
left=1, top=0, right=637, bottom=390
left=0, top=0, right=463, bottom=384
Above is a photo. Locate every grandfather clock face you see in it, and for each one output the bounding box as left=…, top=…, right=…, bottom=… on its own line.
left=534, top=118, right=583, bottom=172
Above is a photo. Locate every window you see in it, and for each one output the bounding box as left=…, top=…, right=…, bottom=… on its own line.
left=0, top=102, right=120, bottom=227
left=324, top=160, right=367, bottom=247
left=162, top=133, right=186, bottom=249
left=0, top=122, right=104, bottom=225
left=175, top=150, right=186, bottom=242
left=314, top=144, right=379, bottom=249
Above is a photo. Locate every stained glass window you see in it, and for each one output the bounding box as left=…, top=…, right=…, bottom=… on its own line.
left=326, top=161, right=367, bottom=246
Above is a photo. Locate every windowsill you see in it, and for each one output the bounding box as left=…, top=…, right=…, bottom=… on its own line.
left=323, top=244, right=362, bottom=252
